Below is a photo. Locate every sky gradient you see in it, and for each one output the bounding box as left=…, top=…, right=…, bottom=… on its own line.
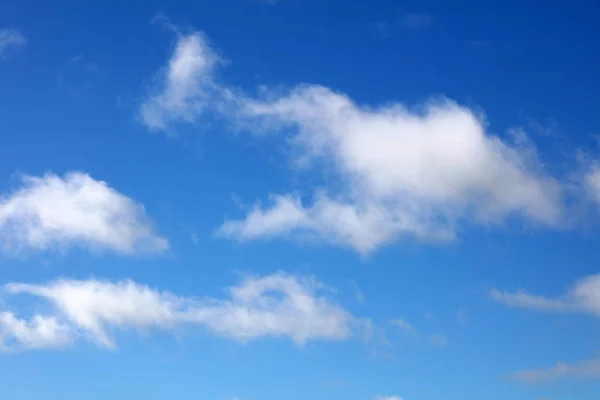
left=1, top=1, right=600, bottom=399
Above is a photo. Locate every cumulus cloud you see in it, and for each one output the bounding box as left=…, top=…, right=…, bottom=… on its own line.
left=0, top=172, right=168, bottom=255
left=218, top=193, right=433, bottom=254
left=139, top=32, right=226, bottom=131
left=512, top=357, right=600, bottom=383
left=0, top=272, right=357, bottom=350
left=140, top=30, right=565, bottom=254
left=0, top=29, right=25, bottom=57
left=490, top=274, right=600, bottom=317
left=224, top=87, right=562, bottom=254
left=194, top=273, right=353, bottom=343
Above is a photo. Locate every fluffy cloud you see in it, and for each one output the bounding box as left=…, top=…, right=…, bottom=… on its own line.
left=512, top=357, right=600, bottom=383
left=0, top=272, right=356, bottom=350
left=225, top=88, right=562, bottom=254
left=139, top=32, right=226, bottom=132
left=0, top=312, right=72, bottom=350
left=490, top=273, right=600, bottom=317
left=141, top=31, right=565, bottom=254
left=194, top=273, right=353, bottom=343
left=218, top=194, right=429, bottom=254
left=6, top=279, right=189, bottom=349
left=0, top=29, right=25, bottom=56
left=0, top=172, right=168, bottom=255
left=374, top=396, right=403, bottom=400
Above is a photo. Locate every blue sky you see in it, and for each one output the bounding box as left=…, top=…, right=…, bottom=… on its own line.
left=1, top=0, right=600, bottom=399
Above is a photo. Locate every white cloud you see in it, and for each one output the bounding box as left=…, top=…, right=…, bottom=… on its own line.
left=6, top=279, right=189, bottom=349
left=375, top=396, right=403, bottom=400
left=351, top=280, right=365, bottom=304
left=140, top=30, right=565, bottom=254
left=0, top=172, right=168, bottom=255
left=0, top=312, right=72, bottom=350
left=218, top=193, right=430, bottom=254
left=140, top=32, right=226, bottom=132
left=195, top=273, right=353, bottom=343
left=224, top=87, right=562, bottom=254
left=490, top=274, right=600, bottom=317
left=489, top=289, right=571, bottom=312
left=1, top=272, right=356, bottom=350
left=512, top=357, right=600, bottom=383
left=0, top=29, right=25, bottom=56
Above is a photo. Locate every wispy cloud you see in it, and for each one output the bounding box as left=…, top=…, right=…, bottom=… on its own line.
left=0, top=29, right=25, bottom=57
left=390, top=318, right=419, bottom=335
left=139, top=32, right=227, bottom=132
left=493, top=276, right=600, bottom=383
left=56, top=53, right=106, bottom=93
left=351, top=280, right=365, bottom=304
left=585, top=164, right=600, bottom=206
left=512, top=357, right=600, bottom=383
left=0, top=272, right=363, bottom=351
left=390, top=318, right=448, bottom=347
left=490, top=274, right=600, bottom=317
left=489, top=290, right=571, bottom=312
left=0, top=172, right=168, bottom=255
